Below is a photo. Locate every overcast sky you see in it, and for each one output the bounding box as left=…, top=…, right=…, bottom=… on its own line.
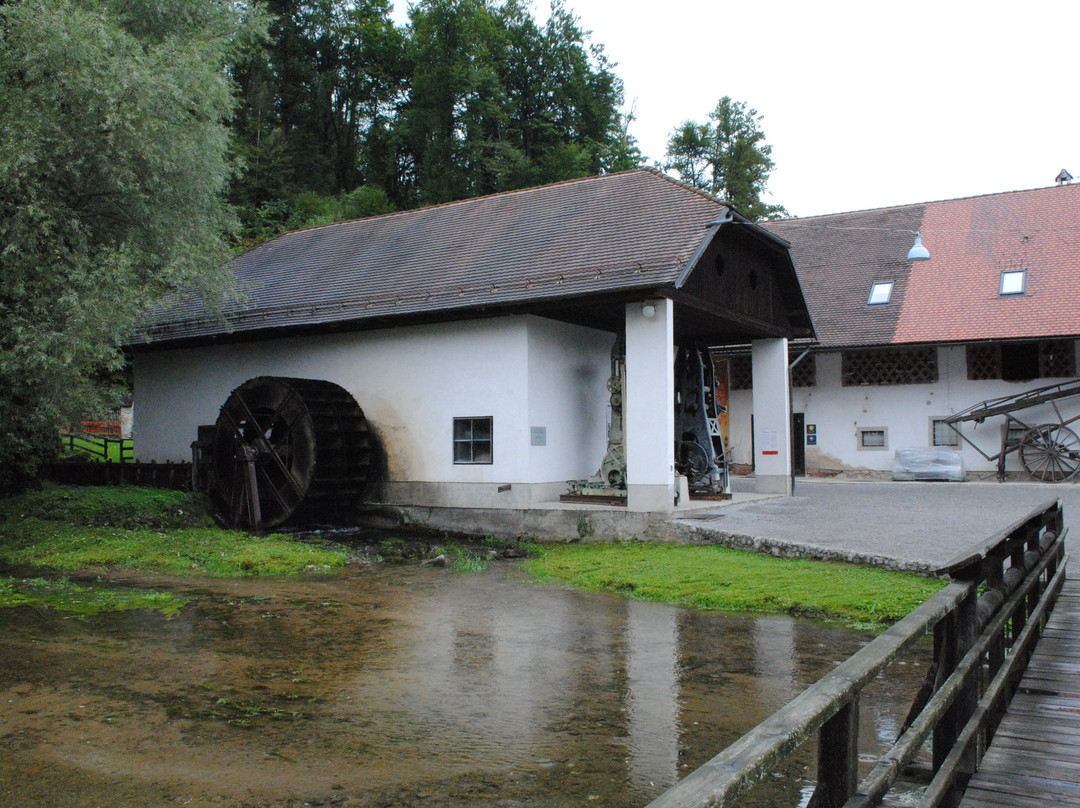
left=393, top=0, right=1080, bottom=218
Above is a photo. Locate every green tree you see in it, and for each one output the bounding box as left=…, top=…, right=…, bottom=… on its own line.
left=394, top=0, right=634, bottom=207
left=230, top=0, right=406, bottom=208
left=665, top=96, right=786, bottom=220
left=0, top=0, right=252, bottom=492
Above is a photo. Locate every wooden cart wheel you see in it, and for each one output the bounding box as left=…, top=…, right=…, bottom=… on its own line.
left=1019, top=424, right=1080, bottom=483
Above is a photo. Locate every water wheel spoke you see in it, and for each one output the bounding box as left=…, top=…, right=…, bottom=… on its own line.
left=255, top=464, right=301, bottom=514
left=230, top=393, right=306, bottom=499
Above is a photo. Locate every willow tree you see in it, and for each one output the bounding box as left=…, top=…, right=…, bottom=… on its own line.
left=0, top=0, right=254, bottom=492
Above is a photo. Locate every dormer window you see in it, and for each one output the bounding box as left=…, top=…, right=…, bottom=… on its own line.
left=867, top=281, right=894, bottom=306
left=1000, top=270, right=1027, bottom=296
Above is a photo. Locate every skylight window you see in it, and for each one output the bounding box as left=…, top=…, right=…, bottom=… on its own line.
left=867, top=281, right=894, bottom=306
left=1000, top=269, right=1027, bottom=296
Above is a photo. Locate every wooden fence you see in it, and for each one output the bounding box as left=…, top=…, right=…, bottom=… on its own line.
left=44, top=460, right=192, bottom=490
left=645, top=499, right=1068, bottom=808
left=59, top=430, right=134, bottom=463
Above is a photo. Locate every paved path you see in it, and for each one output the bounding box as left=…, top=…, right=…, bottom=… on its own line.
left=676, top=478, right=1080, bottom=569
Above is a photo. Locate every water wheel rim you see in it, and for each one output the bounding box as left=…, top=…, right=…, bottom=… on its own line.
left=1020, top=424, right=1080, bottom=483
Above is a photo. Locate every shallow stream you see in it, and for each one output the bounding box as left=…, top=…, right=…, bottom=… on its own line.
left=0, top=554, right=931, bottom=807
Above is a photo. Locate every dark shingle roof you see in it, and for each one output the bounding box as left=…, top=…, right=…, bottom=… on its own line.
left=137, top=169, right=738, bottom=344
left=766, top=183, right=1080, bottom=349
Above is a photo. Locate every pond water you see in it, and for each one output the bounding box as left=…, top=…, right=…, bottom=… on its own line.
left=0, top=557, right=931, bottom=808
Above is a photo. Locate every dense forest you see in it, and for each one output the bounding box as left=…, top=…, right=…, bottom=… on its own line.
left=229, top=0, right=641, bottom=248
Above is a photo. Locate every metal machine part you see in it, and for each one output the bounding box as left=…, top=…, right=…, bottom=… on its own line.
left=200, top=376, right=373, bottom=529
left=674, top=345, right=728, bottom=494
left=565, top=338, right=730, bottom=501
left=566, top=338, right=628, bottom=499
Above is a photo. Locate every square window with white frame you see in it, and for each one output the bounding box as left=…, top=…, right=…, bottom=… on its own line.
left=999, top=269, right=1027, bottom=296
left=453, top=416, right=493, bottom=464
left=867, top=281, right=895, bottom=306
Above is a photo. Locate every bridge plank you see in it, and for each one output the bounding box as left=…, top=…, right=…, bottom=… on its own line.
left=959, top=563, right=1080, bottom=808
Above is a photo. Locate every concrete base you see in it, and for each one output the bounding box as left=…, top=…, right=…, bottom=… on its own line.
left=627, top=483, right=675, bottom=513
left=754, top=474, right=793, bottom=496
left=352, top=491, right=779, bottom=543
left=381, top=480, right=570, bottom=509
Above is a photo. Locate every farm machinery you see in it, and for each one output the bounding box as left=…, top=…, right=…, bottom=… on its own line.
left=942, top=378, right=1080, bottom=482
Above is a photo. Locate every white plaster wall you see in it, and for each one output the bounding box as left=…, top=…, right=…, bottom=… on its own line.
left=728, top=341, right=1080, bottom=475
left=133, top=316, right=611, bottom=496
left=525, top=317, right=613, bottom=485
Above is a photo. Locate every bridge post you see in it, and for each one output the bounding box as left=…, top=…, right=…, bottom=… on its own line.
left=808, top=696, right=859, bottom=808
left=933, top=579, right=979, bottom=808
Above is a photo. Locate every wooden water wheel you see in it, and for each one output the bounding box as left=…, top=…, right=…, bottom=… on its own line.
left=211, top=377, right=373, bottom=528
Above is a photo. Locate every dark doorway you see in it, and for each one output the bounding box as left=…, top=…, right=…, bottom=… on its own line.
left=792, top=412, right=806, bottom=476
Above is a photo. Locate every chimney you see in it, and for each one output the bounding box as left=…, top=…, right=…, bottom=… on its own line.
left=1055, top=169, right=1073, bottom=186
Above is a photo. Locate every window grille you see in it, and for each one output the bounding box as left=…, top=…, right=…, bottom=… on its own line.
left=729, top=356, right=753, bottom=390
left=791, top=354, right=817, bottom=388
left=857, top=427, right=888, bottom=449
left=842, top=347, right=938, bottom=386
left=1040, top=340, right=1076, bottom=378
left=966, top=344, right=1001, bottom=381
left=967, top=341, right=1076, bottom=381
left=932, top=419, right=960, bottom=447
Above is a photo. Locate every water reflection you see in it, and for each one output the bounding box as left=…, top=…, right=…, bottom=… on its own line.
left=0, top=561, right=930, bottom=807
left=625, top=601, right=680, bottom=790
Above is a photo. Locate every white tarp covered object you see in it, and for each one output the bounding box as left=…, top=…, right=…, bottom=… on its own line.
left=892, top=448, right=965, bottom=482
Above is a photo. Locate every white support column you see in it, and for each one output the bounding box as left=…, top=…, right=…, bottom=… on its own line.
left=624, top=299, right=675, bottom=511
left=751, top=338, right=793, bottom=495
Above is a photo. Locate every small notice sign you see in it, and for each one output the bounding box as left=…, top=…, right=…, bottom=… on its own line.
left=762, top=429, right=779, bottom=456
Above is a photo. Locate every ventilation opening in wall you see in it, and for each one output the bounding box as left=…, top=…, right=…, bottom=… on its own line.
left=858, top=427, right=887, bottom=450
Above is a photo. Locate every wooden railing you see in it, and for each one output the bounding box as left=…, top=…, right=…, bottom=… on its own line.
left=44, top=460, right=191, bottom=490
left=59, top=430, right=134, bottom=463
left=646, top=499, right=1068, bottom=808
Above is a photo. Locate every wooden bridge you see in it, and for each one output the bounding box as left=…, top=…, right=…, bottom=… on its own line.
left=958, top=566, right=1080, bottom=807
left=645, top=499, right=1072, bottom=808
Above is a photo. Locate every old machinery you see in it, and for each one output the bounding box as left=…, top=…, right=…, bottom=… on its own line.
left=565, top=338, right=628, bottom=501
left=197, top=376, right=374, bottom=529
left=942, top=378, right=1080, bottom=482
left=564, top=338, right=729, bottom=502
left=674, top=345, right=728, bottom=494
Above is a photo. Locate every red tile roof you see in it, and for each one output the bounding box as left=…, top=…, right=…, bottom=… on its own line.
left=766, top=183, right=1080, bottom=349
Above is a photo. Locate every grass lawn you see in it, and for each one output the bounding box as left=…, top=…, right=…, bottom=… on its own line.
left=524, top=540, right=946, bottom=629
left=0, top=486, right=350, bottom=614
left=0, top=485, right=348, bottom=577
left=0, top=486, right=946, bottom=628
